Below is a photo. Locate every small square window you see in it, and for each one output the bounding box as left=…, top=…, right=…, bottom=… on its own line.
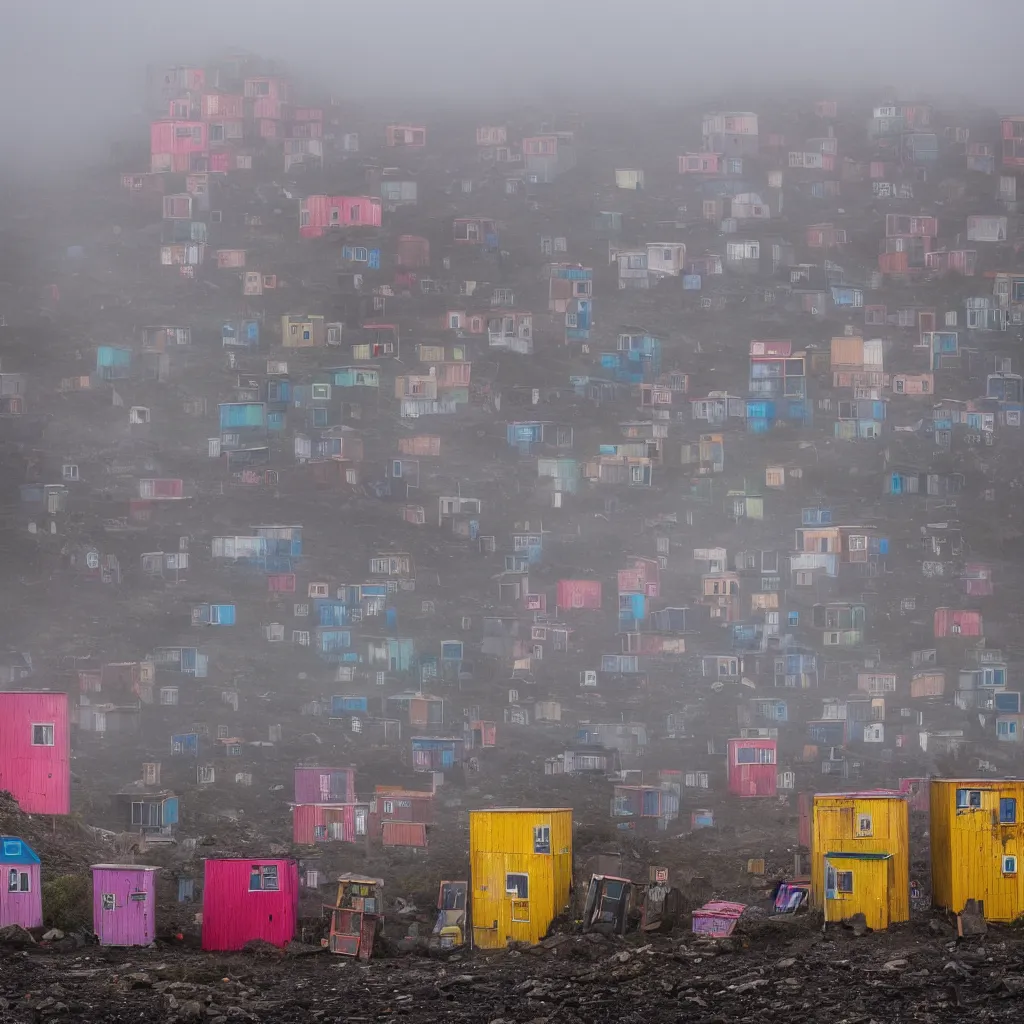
left=533, top=825, right=551, bottom=854
left=1000, top=798, right=1017, bottom=823
left=249, top=864, right=279, bottom=891
left=856, top=814, right=873, bottom=837
left=101, top=893, right=116, bottom=911
left=836, top=871, right=854, bottom=893
left=505, top=873, right=528, bottom=898
left=511, top=899, right=530, bottom=923
left=32, top=724, right=54, bottom=746
left=1004, top=855, right=1017, bottom=875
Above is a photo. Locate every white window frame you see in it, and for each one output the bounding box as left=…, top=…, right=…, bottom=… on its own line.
left=249, top=864, right=280, bottom=891
left=32, top=723, right=54, bottom=746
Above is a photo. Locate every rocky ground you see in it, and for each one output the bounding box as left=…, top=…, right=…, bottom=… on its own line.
left=3, top=919, right=1024, bottom=1024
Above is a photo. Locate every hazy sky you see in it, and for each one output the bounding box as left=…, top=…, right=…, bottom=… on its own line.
left=0, top=0, right=1020, bottom=167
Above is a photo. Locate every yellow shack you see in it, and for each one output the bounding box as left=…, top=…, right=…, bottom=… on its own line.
left=469, top=807, right=572, bottom=948
left=931, top=778, right=1024, bottom=922
left=281, top=313, right=326, bottom=348
left=811, top=791, right=909, bottom=929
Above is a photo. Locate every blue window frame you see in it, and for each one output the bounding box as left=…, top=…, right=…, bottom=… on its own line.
left=1000, top=797, right=1017, bottom=823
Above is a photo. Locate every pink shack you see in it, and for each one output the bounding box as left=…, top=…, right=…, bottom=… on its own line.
left=1, top=836, right=42, bottom=929
left=386, top=125, right=426, bottom=148
left=299, top=196, right=383, bottom=238
left=726, top=737, right=777, bottom=797
left=294, top=766, right=356, bottom=804
left=202, top=858, right=299, bottom=951
left=150, top=119, right=207, bottom=174
left=92, top=864, right=160, bottom=946
left=0, top=691, right=70, bottom=814
left=556, top=579, right=603, bottom=611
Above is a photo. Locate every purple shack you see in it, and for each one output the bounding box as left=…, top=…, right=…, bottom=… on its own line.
left=91, top=864, right=160, bottom=946
left=1, top=836, right=42, bottom=929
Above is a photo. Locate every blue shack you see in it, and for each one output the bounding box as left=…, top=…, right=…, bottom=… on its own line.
left=191, top=603, right=236, bottom=626
left=618, top=592, right=646, bottom=630
left=222, top=320, right=260, bottom=348
left=171, top=732, right=199, bottom=756
left=330, top=694, right=369, bottom=716
left=96, top=346, right=132, bottom=381
left=411, top=736, right=464, bottom=771
left=316, top=628, right=355, bottom=661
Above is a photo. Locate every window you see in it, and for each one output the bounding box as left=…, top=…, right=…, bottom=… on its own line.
left=311, top=383, right=331, bottom=401
left=856, top=814, right=873, bottom=837
left=101, top=893, right=116, bottom=911
left=788, top=612, right=799, bottom=626
left=630, top=465, right=645, bottom=483
left=292, top=630, right=310, bottom=645
left=533, top=825, right=551, bottom=854
left=511, top=899, right=530, bottom=923
left=32, top=724, right=54, bottom=746
left=7, top=869, right=29, bottom=893
left=294, top=603, right=309, bottom=617
left=956, top=788, right=982, bottom=809
left=249, top=864, right=280, bottom=891
left=1001, top=798, right=1017, bottom=823
left=1004, top=856, right=1018, bottom=875
left=848, top=535, right=867, bottom=551
left=505, top=873, right=529, bottom=898
left=836, top=871, right=854, bottom=893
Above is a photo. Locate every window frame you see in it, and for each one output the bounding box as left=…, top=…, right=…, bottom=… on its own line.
left=31, top=723, right=54, bottom=746
left=1000, top=797, right=1017, bottom=823
left=7, top=868, right=30, bottom=893
left=533, top=824, right=551, bottom=854
left=505, top=872, right=529, bottom=898
left=836, top=871, right=854, bottom=893
left=956, top=788, right=983, bottom=809
left=249, top=864, right=280, bottom=892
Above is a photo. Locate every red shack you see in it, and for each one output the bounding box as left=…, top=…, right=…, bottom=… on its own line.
left=396, top=235, right=430, bottom=269
left=0, top=691, right=70, bottom=814
left=369, top=786, right=433, bottom=837
left=292, top=803, right=368, bottom=844
left=933, top=608, right=983, bottom=638
left=556, top=579, right=603, bottom=611
left=299, top=196, right=383, bottom=238
left=150, top=119, right=207, bottom=173
left=293, top=766, right=357, bottom=804
left=726, top=737, right=777, bottom=798
left=201, top=858, right=299, bottom=951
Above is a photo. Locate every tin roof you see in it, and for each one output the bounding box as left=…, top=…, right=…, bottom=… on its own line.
left=0, top=837, right=40, bottom=864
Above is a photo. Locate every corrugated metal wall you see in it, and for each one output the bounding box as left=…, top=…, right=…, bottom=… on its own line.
left=469, top=809, right=572, bottom=949
left=931, top=780, right=1024, bottom=921
left=811, top=795, right=909, bottom=924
